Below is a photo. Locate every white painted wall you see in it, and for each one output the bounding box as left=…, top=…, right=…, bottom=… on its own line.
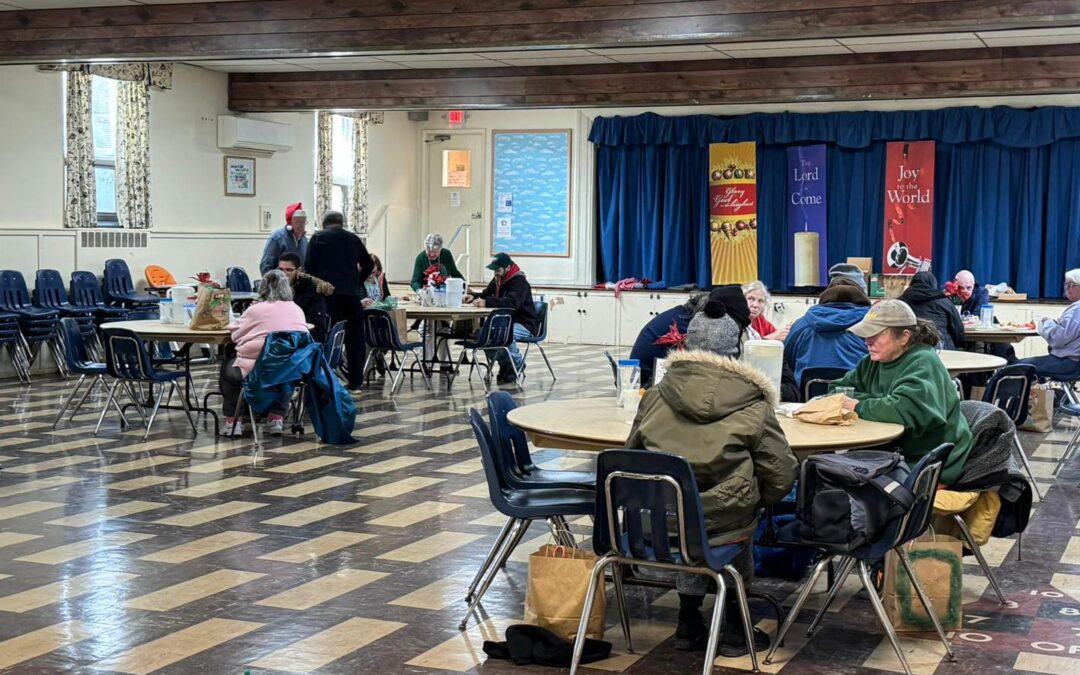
left=0, top=66, right=64, bottom=230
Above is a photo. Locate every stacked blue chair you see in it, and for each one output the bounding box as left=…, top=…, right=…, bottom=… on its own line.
left=517, top=300, right=557, bottom=381
left=69, top=271, right=129, bottom=322
left=452, top=308, right=516, bottom=388
left=226, top=267, right=253, bottom=293
left=568, top=449, right=760, bottom=675
left=103, top=259, right=159, bottom=308
left=34, top=269, right=98, bottom=351
left=763, top=445, right=956, bottom=675
left=52, top=318, right=125, bottom=428
left=97, top=327, right=196, bottom=440
left=459, top=409, right=594, bottom=631
left=0, top=270, right=63, bottom=374
left=0, top=311, right=31, bottom=384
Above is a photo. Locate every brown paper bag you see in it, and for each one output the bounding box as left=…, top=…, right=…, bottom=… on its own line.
left=386, top=307, right=410, bottom=343
left=1019, top=384, right=1053, bottom=432
left=524, top=545, right=606, bottom=641
left=793, top=394, right=858, bottom=426
left=883, top=532, right=963, bottom=632
left=189, top=284, right=231, bottom=331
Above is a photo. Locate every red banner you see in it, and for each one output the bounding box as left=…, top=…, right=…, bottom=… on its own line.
left=882, top=141, right=935, bottom=275
left=709, top=142, right=758, bottom=284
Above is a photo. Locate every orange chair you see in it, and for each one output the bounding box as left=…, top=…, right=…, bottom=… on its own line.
left=144, top=265, right=176, bottom=292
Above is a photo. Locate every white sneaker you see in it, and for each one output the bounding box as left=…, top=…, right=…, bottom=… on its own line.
left=220, top=419, right=245, bottom=437
left=266, top=418, right=284, bottom=436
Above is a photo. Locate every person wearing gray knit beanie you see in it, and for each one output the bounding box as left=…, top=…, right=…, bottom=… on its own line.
left=685, top=303, right=746, bottom=358
left=828, top=263, right=868, bottom=292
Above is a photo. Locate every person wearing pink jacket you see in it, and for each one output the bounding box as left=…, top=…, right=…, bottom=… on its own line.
left=219, top=270, right=309, bottom=437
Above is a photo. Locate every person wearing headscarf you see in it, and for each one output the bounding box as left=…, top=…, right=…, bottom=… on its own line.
left=783, top=278, right=871, bottom=387
left=627, top=290, right=797, bottom=658
left=899, top=271, right=965, bottom=349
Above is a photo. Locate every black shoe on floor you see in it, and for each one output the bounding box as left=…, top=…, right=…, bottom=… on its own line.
left=674, top=611, right=709, bottom=652
left=496, top=371, right=517, bottom=385
left=718, top=625, right=770, bottom=658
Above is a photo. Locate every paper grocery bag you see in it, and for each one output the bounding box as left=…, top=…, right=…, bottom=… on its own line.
left=793, top=394, right=858, bottom=426
left=1019, top=384, right=1053, bottom=433
left=524, top=545, right=606, bottom=641
left=189, top=284, right=231, bottom=331
left=883, top=532, right=963, bottom=632
left=386, top=307, right=410, bottom=343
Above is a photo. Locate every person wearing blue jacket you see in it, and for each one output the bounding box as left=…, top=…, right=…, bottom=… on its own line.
left=784, top=279, right=871, bottom=387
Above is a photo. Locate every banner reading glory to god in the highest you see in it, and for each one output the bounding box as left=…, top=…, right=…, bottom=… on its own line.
left=709, top=142, right=758, bottom=285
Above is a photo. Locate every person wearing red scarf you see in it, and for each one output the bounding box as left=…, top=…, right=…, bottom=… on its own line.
left=466, top=252, right=540, bottom=384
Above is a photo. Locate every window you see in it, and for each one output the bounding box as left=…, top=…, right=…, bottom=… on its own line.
left=330, top=114, right=355, bottom=214
left=90, top=75, right=119, bottom=225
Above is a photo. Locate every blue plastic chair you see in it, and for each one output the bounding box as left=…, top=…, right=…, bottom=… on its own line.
left=35, top=269, right=98, bottom=350
left=226, top=267, right=253, bottom=293
left=361, top=308, right=431, bottom=395
left=103, top=259, right=159, bottom=307
left=517, top=300, right=556, bottom=381
left=0, top=311, right=31, bottom=384
left=69, top=271, right=129, bottom=321
left=459, top=409, right=595, bottom=630
left=980, top=364, right=1041, bottom=496
left=453, top=308, right=516, bottom=388
left=97, top=327, right=196, bottom=440
left=568, top=449, right=758, bottom=675
left=0, top=270, right=63, bottom=373
left=764, top=445, right=956, bottom=674
left=52, top=318, right=126, bottom=428
left=325, top=320, right=347, bottom=371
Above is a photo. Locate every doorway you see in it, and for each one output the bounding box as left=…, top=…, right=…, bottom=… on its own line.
left=422, top=130, right=486, bottom=284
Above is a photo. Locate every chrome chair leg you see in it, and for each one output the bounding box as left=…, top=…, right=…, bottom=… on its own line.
left=143, top=385, right=168, bottom=440
left=765, top=555, right=831, bottom=664
left=805, top=556, right=855, bottom=638
left=702, top=569, right=729, bottom=675
left=611, top=563, right=634, bottom=654
left=1012, top=434, right=1043, bottom=498
left=537, top=343, right=557, bottom=381
left=569, top=555, right=615, bottom=675
left=52, top=374, right=87, bottom=428
left=69, top=375, right=107, bottom=422
left=411, top=348, right=433, bottom=390
left=726, top=565, right=760, bottom=673
left=951, top=514, right=1007, bottom=605
left=464, top=517, right=517, bottom=602
left=175, top=381, right=198, bottom=436
left=1053, top=423, right=1080, bottom=477
left=93, top=379, right=122, bottom=436
left=896, top=547, right=956, bottom=660
left=858, top=560, right=912, bottom=675
left=459, top=518, right=527, bottom=631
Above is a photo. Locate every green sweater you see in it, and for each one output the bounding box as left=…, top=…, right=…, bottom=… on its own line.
left=829, top=344, right=972, bottom=485
left=410, top=249, right=464, bottom=290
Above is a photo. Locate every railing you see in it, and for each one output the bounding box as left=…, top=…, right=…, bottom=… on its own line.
left=447, top=222, right=471, bottom=283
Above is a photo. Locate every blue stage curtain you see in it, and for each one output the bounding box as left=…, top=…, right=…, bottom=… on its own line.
left=591, top=106, right=1080, bottom=297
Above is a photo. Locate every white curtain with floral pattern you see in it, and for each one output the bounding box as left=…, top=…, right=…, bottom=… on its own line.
left=63, top=71, right=97, bottom=229
left=315, top=111, right=333, bottom=222
left=116, top=81, right=152, bottom=229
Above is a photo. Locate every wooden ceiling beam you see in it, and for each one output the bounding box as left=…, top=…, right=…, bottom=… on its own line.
left=226, top=44, right=1080, bottom=111
left=1, top=0, right=1080, bottom=63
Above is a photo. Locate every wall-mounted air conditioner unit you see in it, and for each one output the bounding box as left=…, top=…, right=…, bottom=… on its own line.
left=217, top=115, right=294, bottom=153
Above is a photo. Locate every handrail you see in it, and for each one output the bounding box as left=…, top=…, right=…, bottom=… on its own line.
left=448, top=222, right=471, bottom=283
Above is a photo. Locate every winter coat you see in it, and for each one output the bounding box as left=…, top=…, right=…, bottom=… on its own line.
left=478, top=270, right=540, bottom=335
left=626, top=349, right=799, bottom=545
left=628, top=305, right=694, bottom=386
left=900, top=273, right=966, bottom=349
left=960, top=284, right=990, bottom=318
left=783, top=302, right=870, bottom=385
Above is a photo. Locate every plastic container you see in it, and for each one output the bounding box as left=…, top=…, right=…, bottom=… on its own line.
left=980, top=304, right=995, bottom=327
left=158, top=298, right=173, bottom=324
left=434, top=288, right=447, bottom=307
left=617, top=359, right=641, bottom=411
left=445, top=278, right=465, bottom=308
left=743, top=339, right=784, bottom=394
left=182, top=303, right=196, bottom=325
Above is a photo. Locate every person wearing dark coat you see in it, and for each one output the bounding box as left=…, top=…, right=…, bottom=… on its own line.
left=954, top=270, right=991, bottom=318
left=466, top=252, right=539, bottom=384
left=277, top=252, right=333, bottom=342
left=628, top=293, right=707, bottom=386
left=900, top=271, right=965, bottom=350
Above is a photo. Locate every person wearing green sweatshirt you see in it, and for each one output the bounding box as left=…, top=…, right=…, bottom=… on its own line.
left=410, top=233, right=465, bottom=291
left=829, top=299, right=972, bottom=485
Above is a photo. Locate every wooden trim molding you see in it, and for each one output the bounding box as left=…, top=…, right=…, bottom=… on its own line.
left=228, top=44, right=1080, bottom=111
left=1, top=0, right=1079, bottom=63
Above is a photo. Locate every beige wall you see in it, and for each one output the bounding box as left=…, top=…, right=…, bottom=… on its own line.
left=0, top=66, right=65, bottom=230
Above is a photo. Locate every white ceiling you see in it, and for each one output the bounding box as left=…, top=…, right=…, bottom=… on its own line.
left=190, top=29, right=1080, bottom=72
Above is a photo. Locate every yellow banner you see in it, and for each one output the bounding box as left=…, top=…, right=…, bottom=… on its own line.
left=709, top=142, right=758, bottom=285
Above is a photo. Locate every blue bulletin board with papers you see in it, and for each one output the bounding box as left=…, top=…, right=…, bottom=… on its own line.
left=491, top=130, right=572, bottom=257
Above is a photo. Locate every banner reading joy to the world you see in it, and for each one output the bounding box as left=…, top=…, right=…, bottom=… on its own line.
left=787, top=145, right=828, bottom=287
left=882, top=141, right=935, bottom=275
left=709, top=141, right=758, bottom=285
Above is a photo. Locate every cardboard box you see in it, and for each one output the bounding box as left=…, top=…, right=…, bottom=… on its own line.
left=882, top=274, right=912, bottom=299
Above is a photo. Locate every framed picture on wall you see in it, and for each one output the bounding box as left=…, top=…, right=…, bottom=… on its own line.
left=490, top=129, right=572, bottom=258
left=224, top=156, right=256, bottom=196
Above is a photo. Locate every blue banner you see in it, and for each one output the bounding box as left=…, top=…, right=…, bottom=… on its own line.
left=787, top=145, right=829, bottom=286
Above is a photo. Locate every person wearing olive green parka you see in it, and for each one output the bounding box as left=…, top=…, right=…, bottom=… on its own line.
left=829, top=298, right=973, bottom=486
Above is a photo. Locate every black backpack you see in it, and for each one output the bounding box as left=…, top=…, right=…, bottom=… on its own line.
left=795, top=450, right=914, bottom=551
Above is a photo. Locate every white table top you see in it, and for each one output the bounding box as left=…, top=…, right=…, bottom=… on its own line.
left=101, top=319, right=232, bottom=344
left=507, top=396, right=904, bottom=455
left=936, top=350, right=1007, bottom=375
left=963, top=326, right=1040, bottom=344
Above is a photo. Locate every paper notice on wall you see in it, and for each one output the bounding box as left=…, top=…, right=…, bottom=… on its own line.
left=497, top=192, right=513, bottom=213
left=449, top=191, right=461, bottom=208
left=496, top=216, right=513, bottom=239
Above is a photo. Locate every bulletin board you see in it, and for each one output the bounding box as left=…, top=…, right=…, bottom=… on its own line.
left=490, top=130, right=572, bottom=257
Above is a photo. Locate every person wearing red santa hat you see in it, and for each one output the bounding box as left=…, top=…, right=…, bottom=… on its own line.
left=259, top=201, right=309, bottom=274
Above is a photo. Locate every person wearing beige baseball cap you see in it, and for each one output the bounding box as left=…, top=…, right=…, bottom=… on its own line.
left=828, top=299, right=973, bottom=485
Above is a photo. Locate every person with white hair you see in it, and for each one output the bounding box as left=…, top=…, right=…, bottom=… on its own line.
left=410, top=232, right=465, bottom=291
left=952, top=269, right=990, bottom=317
left=742, top=280, right=790, bottom=341
left=1019, top=268, right=1080, bottom=381
left=259, top=201, right=308, bottom=275
left=218, top=270, right=309, bottom=437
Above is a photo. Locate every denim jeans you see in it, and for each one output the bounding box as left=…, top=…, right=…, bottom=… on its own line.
left=1018, top=354, right=1080, bottom=381
left=486, top=324, right=534, bottom=373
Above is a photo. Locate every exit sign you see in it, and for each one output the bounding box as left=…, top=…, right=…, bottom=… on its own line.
left=447, top=110, right=466, bottom=127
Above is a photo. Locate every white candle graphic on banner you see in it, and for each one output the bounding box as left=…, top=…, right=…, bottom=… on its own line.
left=794, top=224, right=820, bottom=287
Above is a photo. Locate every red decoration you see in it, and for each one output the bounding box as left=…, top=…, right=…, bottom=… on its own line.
left=423, top=264, right=447, bottom=286
left=654, top=321, right=687, bottom=350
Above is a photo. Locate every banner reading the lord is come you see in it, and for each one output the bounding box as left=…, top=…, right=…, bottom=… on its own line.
left=882, top=141, right=935, bottom=275
left=709, top=142, right=758, bottom=285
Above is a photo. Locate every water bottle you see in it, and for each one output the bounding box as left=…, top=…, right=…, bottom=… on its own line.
left=158, top=297, right=173, bottom=324
left=617, top=359, right=641, bottom=413
left=980, top=304, right=994, bottom=327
